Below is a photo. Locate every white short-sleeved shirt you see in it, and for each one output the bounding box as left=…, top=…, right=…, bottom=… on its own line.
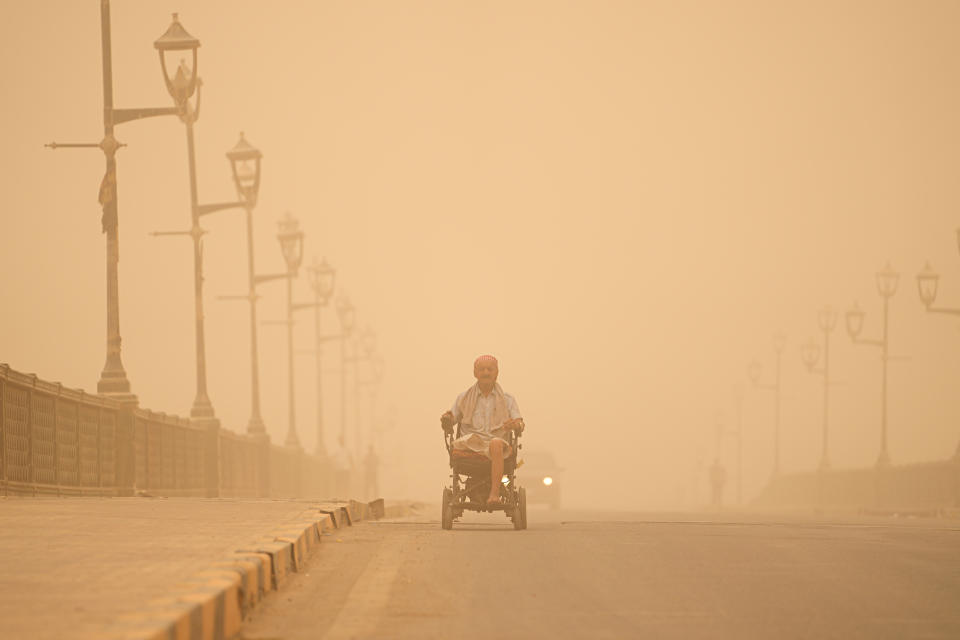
left=450, top=389, right=522, bottom=437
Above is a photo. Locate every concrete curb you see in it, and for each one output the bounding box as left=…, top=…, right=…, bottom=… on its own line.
left=106, top=498, right=415, bottom=640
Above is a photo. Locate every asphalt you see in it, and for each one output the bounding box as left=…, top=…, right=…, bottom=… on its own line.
left=239, top=506, right=960, bottom=640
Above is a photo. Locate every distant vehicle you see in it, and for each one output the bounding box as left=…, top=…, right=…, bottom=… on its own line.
left=517, top=450, right=562, bottom=509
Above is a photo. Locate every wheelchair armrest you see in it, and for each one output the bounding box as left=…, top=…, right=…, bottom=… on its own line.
left=440, top=414, right=456, bottom=432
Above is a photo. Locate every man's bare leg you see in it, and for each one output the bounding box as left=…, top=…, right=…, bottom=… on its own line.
left=487, top=439, right=510, bottom=505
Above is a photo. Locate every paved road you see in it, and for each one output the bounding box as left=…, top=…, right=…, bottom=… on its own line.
left=240, top=507, right=960, bottom=639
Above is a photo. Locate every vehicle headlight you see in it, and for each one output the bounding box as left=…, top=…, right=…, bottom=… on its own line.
left=542, top=476, right=553, bottom=486
left=501, top=475, right=510, bottom=485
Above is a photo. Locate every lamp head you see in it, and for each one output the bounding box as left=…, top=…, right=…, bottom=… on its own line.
left=916, top=262, right=939, bottom=309
left=846, top=301, right=865, bottom=340
left=154, top=13, right=200, bottom=107
left=226, top=132, right=262, bottom=205
left=801, top=339, right=820, bottom=371
left=773, top=332, right=786, bottom=354
left=307, top=256, right=336, bottom=301
left=817, top=305, right=838, bottom=333
left=747, top=360, right=762, bottom=386
left=276, top=212, right=304, bottom=274
left=337, top=296, right=356, bottom=335
left=875, top=262, right=900, bottom=299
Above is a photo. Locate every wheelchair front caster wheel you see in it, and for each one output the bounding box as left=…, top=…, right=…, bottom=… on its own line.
left=513, top=487, right=527, bottom=530
left=441, top=488, right=454, bottom=530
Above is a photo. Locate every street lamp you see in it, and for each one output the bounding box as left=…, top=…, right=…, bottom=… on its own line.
left=733, top=386, right=744, bottom=505
left=46, top=2, right=185, bottom=404
left=151, top=14, right=256, bottom=426
left=916, top=262, right=960, bottom=317
left=748, top=332, right=785, bottom=477
left=358, top=350, right=385, bottom=465
left=277, top=213, right=305, bottom=448
left=283, top=256, right=338, bottom=455
left=336, top=296, right=357, bottom=446
left=710, top=407, right=743, bottom=508
left=355, top=327, right=378, bottom=454
left=917, top=240, right=960, bottom=457
left=214, top=133, right=271, bottom=435
left=846, top=262, right=899, bottom=467
left=802, top=306, right=838, bottom=470
left=302, top=257, right=337, bottom=456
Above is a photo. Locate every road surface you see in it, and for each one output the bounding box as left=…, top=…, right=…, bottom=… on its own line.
left=240, top=507, right=960, bottom=639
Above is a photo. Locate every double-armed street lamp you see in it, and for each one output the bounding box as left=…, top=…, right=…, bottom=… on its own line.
left=748, top=333, right=786, bottom=477
left=151, top=14, right=261, bottom=427
left=336, top=296, right=358, bottom=447
left=284, top=256, right=338, bottom=454
left=846, top=262, right=899, bottom=467
left=801, top=306, right=838, bottom=470
left=276, top=213, right=306, bottom=448
left=712, top=409, right=741, bottom=505
left=46, top=3, right=189, bottom=404
left=215, top=134, right=278, bottom=436
left=917, top=234, right=960, bottom=457
left=305, top=258, right=337, bottom=456
left=355, top=327, right=380, bottom=455
left=366, top=354, right=386, bottom=451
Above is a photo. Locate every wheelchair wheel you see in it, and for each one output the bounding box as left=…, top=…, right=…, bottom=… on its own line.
left=441, top=488, right=454, bottom=530
left=513, top=487, right=527, bottom=530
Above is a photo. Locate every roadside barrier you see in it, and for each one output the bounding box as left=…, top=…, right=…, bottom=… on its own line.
left=754, top=457, right=960, bottom=510
left=0, top=363, right=329, bottom=498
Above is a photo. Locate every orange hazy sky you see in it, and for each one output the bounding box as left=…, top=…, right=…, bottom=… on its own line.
left=3, top=1, right=960, bottom=506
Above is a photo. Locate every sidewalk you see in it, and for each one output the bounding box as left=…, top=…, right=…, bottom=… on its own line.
left=0, top=496, right=394, bottom=640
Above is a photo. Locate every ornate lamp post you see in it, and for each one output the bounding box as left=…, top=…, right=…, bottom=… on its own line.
left=278, top=256, right=338, bottom=452
left=356, top=327, right=378, bottom=454
left=46, top=3, right=185, bottom=404
left=801, top=306, right=838, bottom=470
left=710, top=410, right=734, bottom=504
left=277, top=213, right=305, bottom=448
left=730, top=387, right=744, bottom=505
left=336, top=296, right=357, bottom=446
left=359, top=350, right=385, bottom=482
left=846, top=262, right=899, bottom=467
left=306, top=258, right=337, bottom=456
left=748, top=333, right=786, bottom=477
left=214, top=133, right=273, bottom=434
left=151, top=14, right=254, bottom=425
left=917, top=247, right=960, bottom=457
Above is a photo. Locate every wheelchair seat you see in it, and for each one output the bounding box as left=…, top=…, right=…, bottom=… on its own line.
left=450, top=449, right=517, bottom=478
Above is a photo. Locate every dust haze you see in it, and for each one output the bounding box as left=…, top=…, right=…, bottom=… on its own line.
left=3, top=0, right=959, bottom=509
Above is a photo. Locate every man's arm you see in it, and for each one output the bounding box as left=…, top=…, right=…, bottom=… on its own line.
left=504, top=394, right=524, bottom=431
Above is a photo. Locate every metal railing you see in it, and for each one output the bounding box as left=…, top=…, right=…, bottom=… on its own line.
left=0, top=364, right=329, bottom=498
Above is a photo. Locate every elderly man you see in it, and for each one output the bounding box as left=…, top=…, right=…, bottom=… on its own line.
left=441, top=355, right=524, bottom=506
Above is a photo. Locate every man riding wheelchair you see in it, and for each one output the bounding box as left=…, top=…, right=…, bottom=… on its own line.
left=439, top=355, right=528, bottom=530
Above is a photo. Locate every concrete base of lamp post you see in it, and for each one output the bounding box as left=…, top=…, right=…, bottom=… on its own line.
left=246, top=415, right=267, bottom=436
left=876, top=450, right=892, bottom=469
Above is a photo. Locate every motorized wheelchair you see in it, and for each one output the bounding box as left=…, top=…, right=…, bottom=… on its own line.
left=440, top=417, right=528, bottom=530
